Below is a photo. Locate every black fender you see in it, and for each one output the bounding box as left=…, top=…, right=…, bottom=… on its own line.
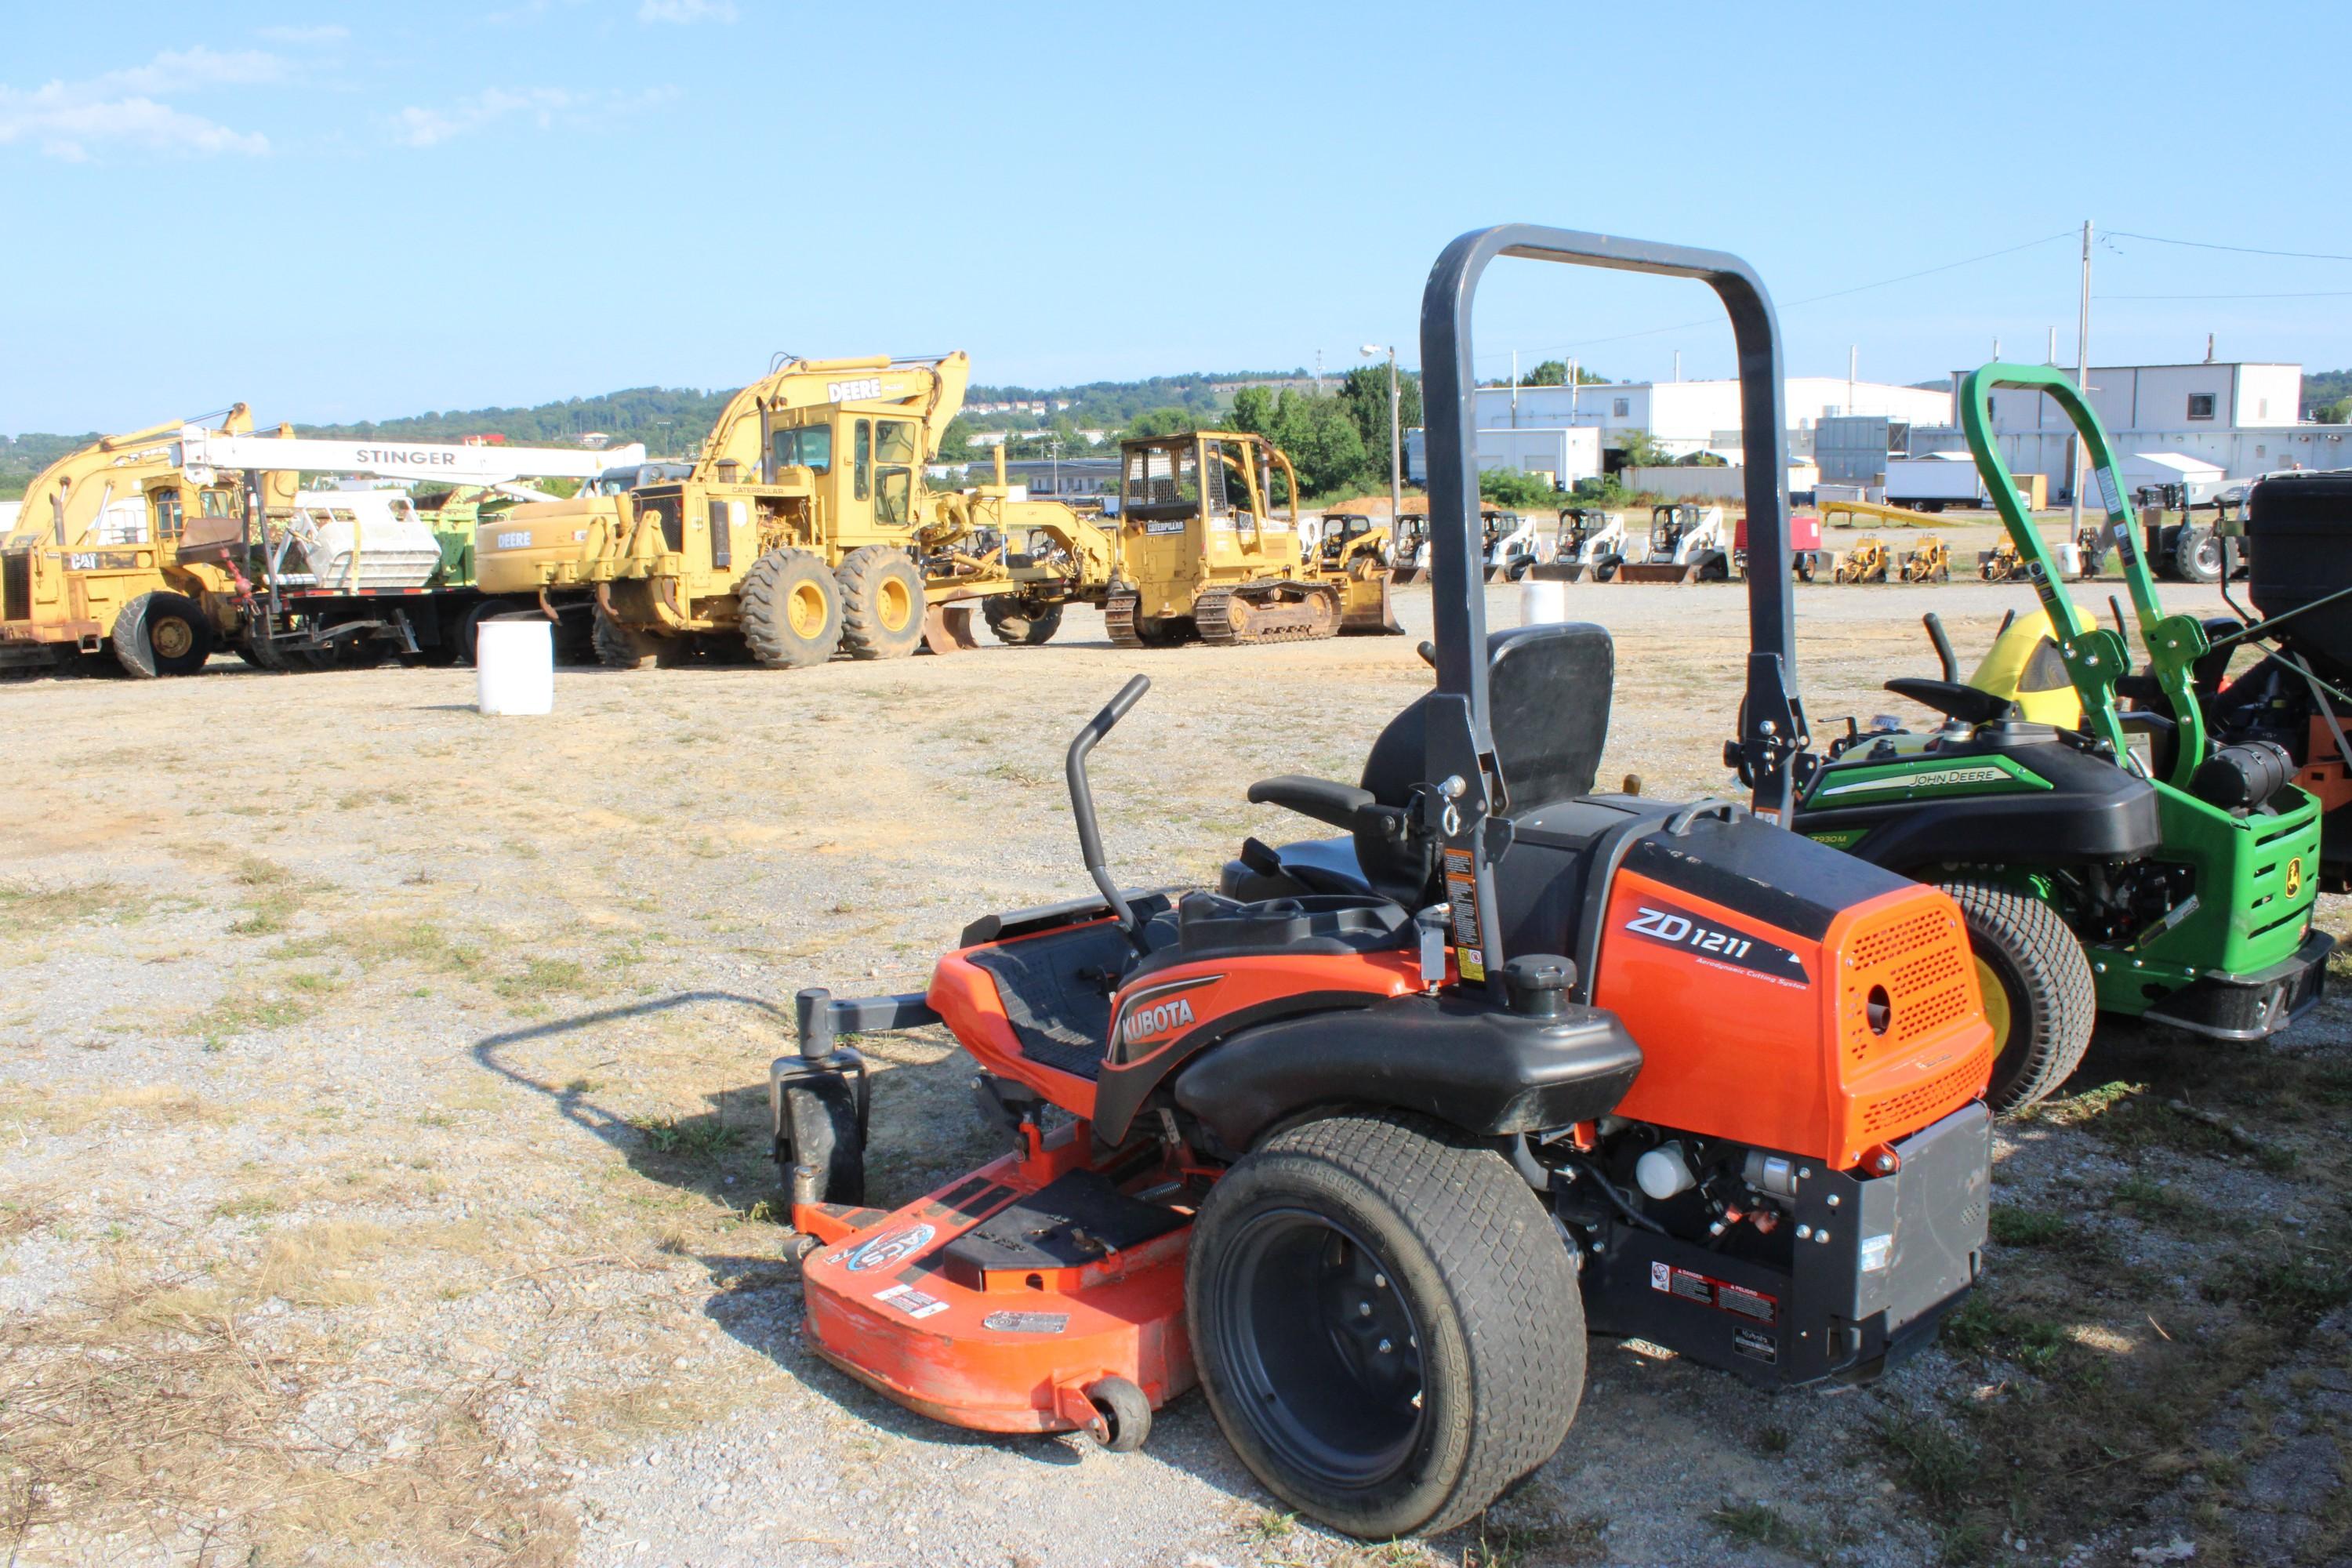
left=1170, top=989, right=1641, bottom=1155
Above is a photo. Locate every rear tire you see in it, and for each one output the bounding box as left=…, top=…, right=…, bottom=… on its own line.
left=593, top=604, right=664, bottom=670
left=1940, top=879, right=2095, bottom=1113
left=739, top=549, right=841, bottom=669
left=2174, top=525, right=2222, bottom=584
left=1187, top=1112, right=1581, bottom=1540
left=983, top=596, right=1065, bottom=646
left=112, top=591, right=212, bottom=678
left=835, top=545, right=925, bottom=660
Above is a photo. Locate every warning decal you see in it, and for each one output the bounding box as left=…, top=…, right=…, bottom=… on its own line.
left=873, top=1283, right=949, bottom=1320
left=1443, top=848, right=1486, bottom=984
left=1649, top=1260, right=1778, bottom=1326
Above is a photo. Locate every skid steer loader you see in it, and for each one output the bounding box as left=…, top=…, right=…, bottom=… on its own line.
left=770, top=223, right=1993, bottom=1544
left=1388, top=512, right=1430, bottom=583
left=1615, top=503, right=1730, bottom=583
left=1104, top=431, right=1403, bottom=646
left=1532, top=506, right=1624, bottom=582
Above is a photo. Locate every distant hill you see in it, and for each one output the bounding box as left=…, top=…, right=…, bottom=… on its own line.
left=2307, top=368, right=2350, bottom=419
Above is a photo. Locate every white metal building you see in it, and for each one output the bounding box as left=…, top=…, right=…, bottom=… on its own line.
left=1939, top=361, right=2349, bottom=492
left=1471, top=376, right=1952, bottom=458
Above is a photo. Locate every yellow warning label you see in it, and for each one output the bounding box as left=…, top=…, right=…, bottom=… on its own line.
left=1443, top=848, right=1486, bottom=983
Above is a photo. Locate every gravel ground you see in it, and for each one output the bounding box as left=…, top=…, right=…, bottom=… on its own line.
left=2, top=575, right=2343, bottom=1567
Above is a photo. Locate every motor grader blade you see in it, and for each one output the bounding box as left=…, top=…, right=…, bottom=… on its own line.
left=922, top=601, right=981, bottom=655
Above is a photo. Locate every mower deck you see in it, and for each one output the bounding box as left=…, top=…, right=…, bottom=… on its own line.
left=799, top=1134, right=1196, bottom=1437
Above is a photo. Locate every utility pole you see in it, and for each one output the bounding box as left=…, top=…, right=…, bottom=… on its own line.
left=1314, top=349, right=1323, bottom=394
left=2048, top=326, right=2058, bottom=365
left=2072, top=218, right=2092, bottom=529
left=1511, top=350, right=1519, bottom=429
left=1363, top=344, right=1402, bottom=524
left=1847, top=344, right=1857, bottom=416
left=1568, top=357, right=1579, bottom=424
left=1673, top=349, right=1682, bottom=383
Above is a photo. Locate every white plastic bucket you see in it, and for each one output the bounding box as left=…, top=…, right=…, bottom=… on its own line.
left=475, top=618, right=554, bottom=717
left=1518, top=580, right=1568, bottom=626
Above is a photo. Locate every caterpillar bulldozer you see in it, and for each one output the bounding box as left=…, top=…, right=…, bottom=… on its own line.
left=474, top=353, right=1119, bottom=668
left=1104, top=430, right=1403, bottom=647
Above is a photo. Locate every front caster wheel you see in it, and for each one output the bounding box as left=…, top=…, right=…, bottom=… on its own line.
left=1187, top=1112, right=1582, bottom=1540
left=1086, top=1377, right=1150, bottom=1454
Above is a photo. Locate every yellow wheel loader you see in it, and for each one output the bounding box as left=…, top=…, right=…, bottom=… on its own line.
left=477, top=353, right=1117, bottom=669
left=1102, top=430, right=1403, bottom=647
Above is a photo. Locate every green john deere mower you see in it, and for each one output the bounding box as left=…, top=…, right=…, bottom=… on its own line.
left=1763, top=361, right=2330, bottom=1112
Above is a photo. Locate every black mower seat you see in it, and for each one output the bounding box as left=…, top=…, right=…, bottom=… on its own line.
left=1226, top=621, right=1617, bottom=904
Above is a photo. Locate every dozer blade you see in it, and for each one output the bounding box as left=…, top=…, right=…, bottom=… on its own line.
left=1340, top=578, right=1406, bottom=636
left=922, top=603, right=980, bottom=655
left=1615, top=561, right=1702, bottom=585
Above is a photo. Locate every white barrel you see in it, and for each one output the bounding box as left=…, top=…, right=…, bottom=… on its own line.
left=1518, top=579, right=1568, bottom=626
left=475, top=618, right=554, bottom=716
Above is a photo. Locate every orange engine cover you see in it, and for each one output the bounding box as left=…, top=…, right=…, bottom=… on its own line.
left=1596, top=873, right=1992, bottom=1168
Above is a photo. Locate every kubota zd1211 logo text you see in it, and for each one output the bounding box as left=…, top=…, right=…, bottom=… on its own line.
left=1120, top=996, right=1196, bottom=1047
left=1623, top=903, right=1809, bottom=987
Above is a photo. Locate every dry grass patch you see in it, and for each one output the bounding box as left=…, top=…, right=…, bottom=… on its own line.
left=0, top=1287, right=575, bottom=1566
left=254, top=1219, right=394, bottom=1307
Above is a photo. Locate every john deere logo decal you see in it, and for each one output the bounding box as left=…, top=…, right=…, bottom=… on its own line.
left=844, top=1223, right=934, bottom=1273
left=2287, top=857, right=2304, bottom=898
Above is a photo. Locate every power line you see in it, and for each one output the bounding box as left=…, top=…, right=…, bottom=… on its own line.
left=2104, top=229, right=2352, bottom=263
left=1475, top=230, right=2074, bottom=368
left=2096, top=289, right=2352, bottom=300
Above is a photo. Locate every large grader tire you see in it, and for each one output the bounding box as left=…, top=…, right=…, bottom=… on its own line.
left=1188, top=1112, right=1582, bottom=1540
left=112, top=591, right=213, bottom=678
left=740, top=549, right=842, bottom=670
left=982, top=596, right=1065, bottom=647
left=1940, top=879, right=2096, bottom=1114
left=835, top=546, right=925, bottom=661
left=593, top=604, right=666, bottom=670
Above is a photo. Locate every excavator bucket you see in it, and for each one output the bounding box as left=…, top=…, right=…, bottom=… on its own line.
left=923, top=602, right=981, bottom=655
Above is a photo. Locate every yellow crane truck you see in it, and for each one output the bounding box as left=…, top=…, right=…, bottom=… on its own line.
left=1103, top=430, right=1403, bottom=646
left=474, top=352, right=1117, bottom=669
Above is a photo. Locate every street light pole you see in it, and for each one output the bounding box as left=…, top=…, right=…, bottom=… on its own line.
left=1363, top=343, right=1401, bottom=527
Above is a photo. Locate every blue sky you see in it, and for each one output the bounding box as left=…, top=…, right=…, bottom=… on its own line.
left=5, top=1, right=2349, bottom=433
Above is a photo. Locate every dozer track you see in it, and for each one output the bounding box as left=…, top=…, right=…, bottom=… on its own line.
left=1105, top=590, right=1142, bottom=649
left=1196, top=583, right=1341, bottom=646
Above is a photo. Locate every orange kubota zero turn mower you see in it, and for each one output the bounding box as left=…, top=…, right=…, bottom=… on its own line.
left=771, top=227, right=1998, bottom=1540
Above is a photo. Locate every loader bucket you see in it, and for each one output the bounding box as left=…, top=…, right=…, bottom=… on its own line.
left=922, top=602, right=980, bottom=655
left=1531, top=561, right=1584, bottom=582
left=1616, top=560, right=1702, bottom=585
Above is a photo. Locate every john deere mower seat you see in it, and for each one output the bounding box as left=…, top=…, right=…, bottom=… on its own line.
left=1229, top=622, right=1616, bottom=905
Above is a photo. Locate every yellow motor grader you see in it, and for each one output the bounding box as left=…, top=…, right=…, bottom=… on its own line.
left=474, top=353, right=1116, bottom=668
left=1103, top=430, right=1403, bottom=647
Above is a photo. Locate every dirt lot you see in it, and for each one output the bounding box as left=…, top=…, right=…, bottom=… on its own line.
left=3, top=576, right=2347, bottom=1568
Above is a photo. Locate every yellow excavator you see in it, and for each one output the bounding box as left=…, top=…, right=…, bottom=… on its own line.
left=474, top=353, right=1116, bottom=668
left=1103, top=430, right=1402, bottom=646
left=1, top=407, right=296, bottom=676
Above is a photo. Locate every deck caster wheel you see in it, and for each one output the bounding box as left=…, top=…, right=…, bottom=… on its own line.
left=1086, top=1377, right=1150, bottom=1454
left=786, top=1232, right=824, bottom=1264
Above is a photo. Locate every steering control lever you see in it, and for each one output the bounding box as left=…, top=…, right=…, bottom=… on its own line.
left=1066, top=674, right=1152, bottom=952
